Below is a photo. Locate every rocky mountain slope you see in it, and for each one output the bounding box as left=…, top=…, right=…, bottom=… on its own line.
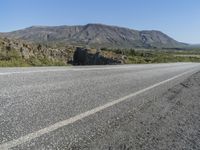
left=1, top=24, right=187, bottom=48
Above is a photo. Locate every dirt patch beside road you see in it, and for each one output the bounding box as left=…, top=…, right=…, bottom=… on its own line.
left=88, top=72, right=200, bottom=150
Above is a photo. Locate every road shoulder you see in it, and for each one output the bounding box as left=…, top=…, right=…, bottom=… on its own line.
left=88, top=71, right=200, bottom=150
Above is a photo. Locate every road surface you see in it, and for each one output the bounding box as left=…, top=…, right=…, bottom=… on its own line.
left=0, top=63, right=200, bottom=150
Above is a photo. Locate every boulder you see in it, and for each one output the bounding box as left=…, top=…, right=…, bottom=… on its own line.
left=73, top=47, right=125, bottom=65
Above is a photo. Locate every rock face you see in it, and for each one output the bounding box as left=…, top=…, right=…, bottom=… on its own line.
left=0, top=37, right=125, bottom=66
left=1, top=24, right=187, bottom=48
left=73, top=47, right=125, bottom=65
left=0, top=37, right=74, bottom=64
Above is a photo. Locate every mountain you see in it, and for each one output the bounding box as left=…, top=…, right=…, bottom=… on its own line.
left=189, top=44, right=200, bottom=48
left=1, top=24, right=187, bottom=48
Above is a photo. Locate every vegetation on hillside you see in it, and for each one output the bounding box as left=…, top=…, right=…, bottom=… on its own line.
left=0, top=37, right=70, bottom=67
left=101, top=48, right=200, bottom=64
left=0, top=49, right=66, bottom=67
left=0, top=37, right=200, bottom=67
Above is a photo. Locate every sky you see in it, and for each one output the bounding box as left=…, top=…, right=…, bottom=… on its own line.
left=1, top=0, right=200, bottom=44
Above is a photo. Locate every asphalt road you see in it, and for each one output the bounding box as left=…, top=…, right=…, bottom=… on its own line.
left=0, top=63, right=200, bottom=150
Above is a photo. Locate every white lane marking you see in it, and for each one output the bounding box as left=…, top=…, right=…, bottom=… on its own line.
left=0, top=69, right=68, bottom=75
left=0, top=67, right=88, bottom=75
left=0, top=66, right=147, bottom=75
left=0, top=66, right=140, bottom=75
left=0, top=69, right=197, bottom=150
left=0, top=63, right=192, bottom=75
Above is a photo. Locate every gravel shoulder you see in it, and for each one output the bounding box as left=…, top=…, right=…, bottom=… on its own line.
left=87, top=71, right=200, bottom=150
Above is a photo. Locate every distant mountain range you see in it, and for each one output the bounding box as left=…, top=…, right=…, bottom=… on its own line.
left=189, top=44, right=200, bottom=48
left=1, top=23, right=188, bottom=49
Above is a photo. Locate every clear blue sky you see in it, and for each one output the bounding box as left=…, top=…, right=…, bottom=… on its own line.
left=1, top=0, right=200, bottom=43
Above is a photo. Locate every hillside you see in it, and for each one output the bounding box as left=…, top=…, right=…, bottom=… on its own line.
left=1, top=24, right=187, bottom=49
left=188, top=44, right=200, bottom=48
left=0, top=36, right=126, bottom=66
left=0, top=37, right=74, bottom=66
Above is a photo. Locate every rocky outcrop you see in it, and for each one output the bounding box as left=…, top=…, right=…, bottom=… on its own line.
left=73, top=47, right=125, bottom=65
left=0, top=37, right=126, bottom=66
left=0, top=37, right=74, bottom=64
